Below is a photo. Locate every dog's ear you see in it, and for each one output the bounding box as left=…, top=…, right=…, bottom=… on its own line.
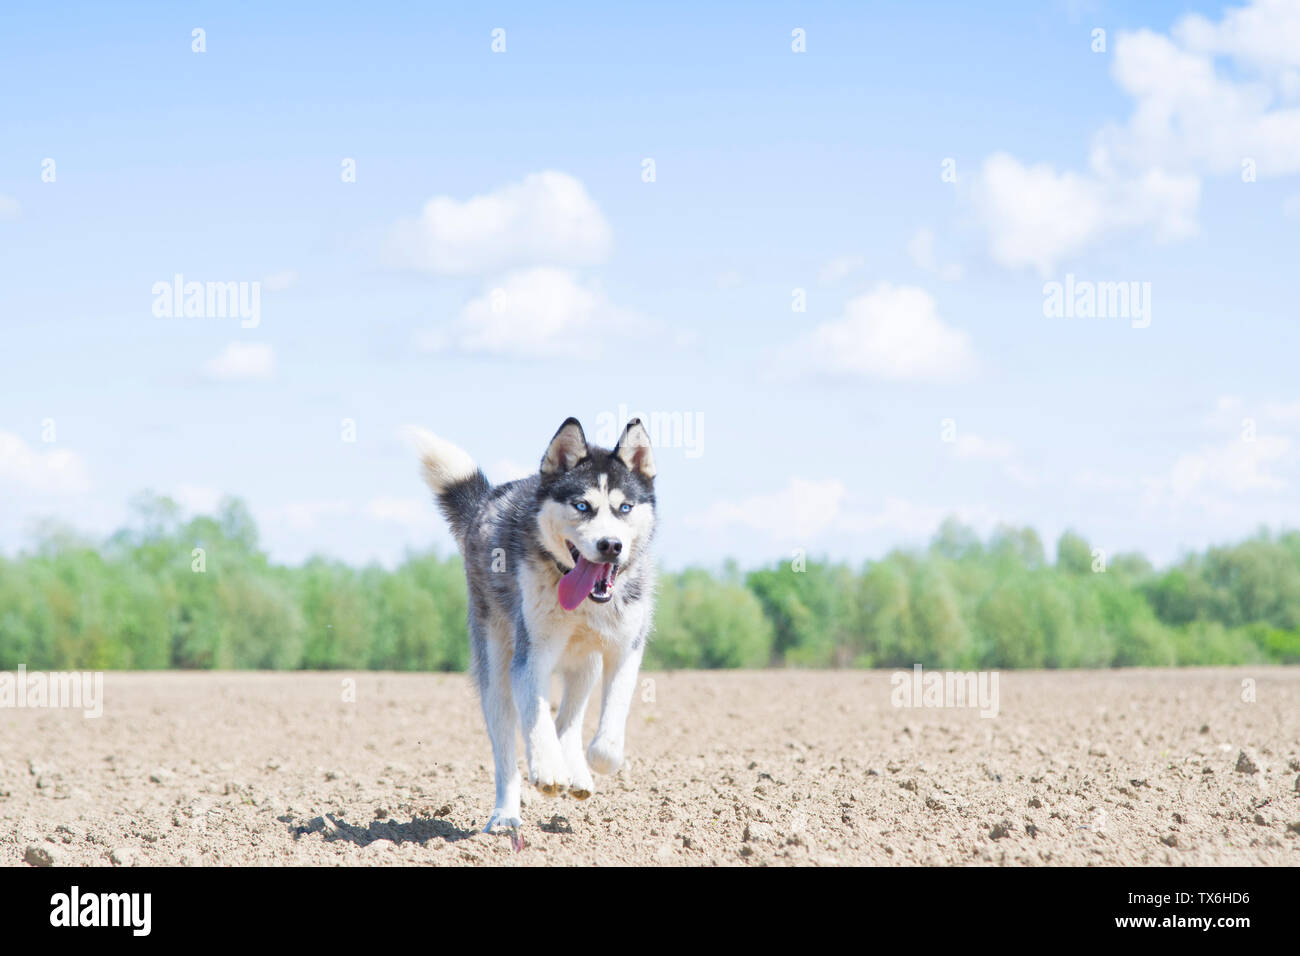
left=613, top=418, right=656, bottom=479
left=541, top=417, right=589, bottom=474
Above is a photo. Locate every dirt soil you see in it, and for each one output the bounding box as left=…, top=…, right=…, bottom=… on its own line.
left=2, top=669, right=1298, bottom=866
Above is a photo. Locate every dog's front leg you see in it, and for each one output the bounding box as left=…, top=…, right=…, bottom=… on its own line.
left=478, top=623, right=523, bottom=834
left=511, top=622, right=570, bottom=796
left=587, top=640, right=646, bottom=775
left=556, top=655, right=600, bottom=799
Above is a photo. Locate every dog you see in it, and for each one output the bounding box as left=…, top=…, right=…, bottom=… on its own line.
left=415, top=416, right=657, bottom=835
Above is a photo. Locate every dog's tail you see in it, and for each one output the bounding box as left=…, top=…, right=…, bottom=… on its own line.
left=407, top=426, right=491, bottom=545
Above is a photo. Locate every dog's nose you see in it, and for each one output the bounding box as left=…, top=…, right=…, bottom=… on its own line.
left=597, top=537, right=623, bottom=557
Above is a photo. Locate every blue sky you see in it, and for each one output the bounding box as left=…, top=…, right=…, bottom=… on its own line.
left=3, top=0, right=1299, bottom=569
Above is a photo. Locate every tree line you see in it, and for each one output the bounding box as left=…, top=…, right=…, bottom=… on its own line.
left=2, top=495, right=1298, bottom=671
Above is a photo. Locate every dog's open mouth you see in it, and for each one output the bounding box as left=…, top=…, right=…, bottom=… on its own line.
left=557, top=541, right=618, bottom=610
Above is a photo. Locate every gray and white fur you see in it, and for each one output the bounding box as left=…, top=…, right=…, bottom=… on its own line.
left=414, top=417, right=657, bottom=834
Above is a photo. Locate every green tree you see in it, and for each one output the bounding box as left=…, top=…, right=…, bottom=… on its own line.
left=1056, top=531, right=1093, bottom=574
left=648, top=569, right=773, bottom=668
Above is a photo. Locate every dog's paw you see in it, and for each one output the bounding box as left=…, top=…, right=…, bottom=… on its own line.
left=528, top=751, right=571, bottom=796
left=567, top=770, right=594, bottom=799
left=586, top=736, right=624, bottom=775
left=564, top=749, right=595, bottom=799
left=567, top=760, right=594, bottom=799
left=483, top=808, right=523, bottom=834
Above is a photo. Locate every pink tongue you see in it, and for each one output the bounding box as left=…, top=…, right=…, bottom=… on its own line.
left=558, top=556, right=605, bottom=610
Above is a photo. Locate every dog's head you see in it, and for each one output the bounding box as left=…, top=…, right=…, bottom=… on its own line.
left=535, top=417, right=656, bottom=606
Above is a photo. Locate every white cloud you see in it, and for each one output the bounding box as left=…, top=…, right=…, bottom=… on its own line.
left=202, top=342, right=274, bottom=381
left=789, top=283, right=976, bottom=382
left=971, top=152, right=1200, bottom=275
left=1145, top=434, right=1290, bottom=503
left=1176, top=0, right=1300, bottom=75
left=1097, top=18, right=1300, bottom=179
left=817, top=254, right=866, bottom=283
left=0, top=431, right=90, bottom=495
left=970, top=0, right=1300, bottom=274
left=715, top=270, right=743, bottom=290
left=418, top=267, right=632, bottom=358
left=389, top=171, right=612, bottom=276
left=0, top=196, right=19, bottom=221
left=1143, top=395, right=1300, bottom=510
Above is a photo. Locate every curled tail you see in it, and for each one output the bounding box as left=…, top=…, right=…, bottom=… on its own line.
left=408, top=426, right=491, bottom=544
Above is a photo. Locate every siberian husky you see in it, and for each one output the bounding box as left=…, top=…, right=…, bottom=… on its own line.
left=415, top=417, right=657, bottom=836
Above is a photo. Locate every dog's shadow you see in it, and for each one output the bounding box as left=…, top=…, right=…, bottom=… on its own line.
left=283, top=812, right=479, bottom=846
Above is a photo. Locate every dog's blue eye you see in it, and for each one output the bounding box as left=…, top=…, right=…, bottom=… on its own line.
left=574, top=501, right=589, bottom=513
left=619, top=503, right=632, bottom=514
